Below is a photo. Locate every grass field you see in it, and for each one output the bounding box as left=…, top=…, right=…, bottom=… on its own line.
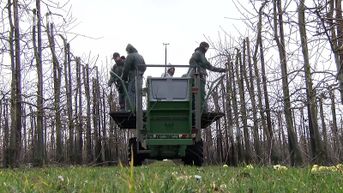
left=0, top=161, right=342, bottom=193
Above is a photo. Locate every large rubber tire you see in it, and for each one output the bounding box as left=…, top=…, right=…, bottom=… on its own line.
left=128, top=137, right=144, bottom=166
left=183, top=140, right=204, bottom=166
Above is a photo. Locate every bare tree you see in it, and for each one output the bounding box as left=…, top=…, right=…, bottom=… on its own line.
left=212, top=87, right=223, bottom=163
left=228, top=57, right=243, bottom=163
left=8, top=0, right=22, bottom=168
left=313, top=0, right=343, bottom=103
left=93, top=69, right=102, bottom=164
left=101, top=87, right=109, bottom=162
left=236, top=48, right=252, bottom=163
left=29, top=106, right=36, bottom=163
left=223, top=59, right=237, bottom=165
left=83, top=63, right=93, bottom=163
left=60, top=36, right=74, bottom=163
left=75, top=57, right=83, bottom=164
left=329, top=86, right=341, bottom=161
left=32, top=0, right=44, bottom=166
left=47, top=20, right=63, bottom=162
left=253, top=2, right=278, bottom=164
left=331, top=0, right=343, bottom=103
left=2, top=98, right=9, bottom=166
left=0, top=96, right=2, bottom=163
left=204, top=120, right=214, bottom=164
left=273, top=0, right=303, bottom=165
left=298, top=0, right=324, bottom=164
left=245, top=37, right=261, bottom=163
left=108, top=89, right=119, bottom=162
left=318, top=93, right=331, bottom=163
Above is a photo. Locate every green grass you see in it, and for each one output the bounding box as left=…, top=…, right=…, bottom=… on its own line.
left=0, top=162, right=342, bottom=193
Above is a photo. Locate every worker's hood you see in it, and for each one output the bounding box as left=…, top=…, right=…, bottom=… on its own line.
left=194, top=46, right=207, bottom=54
left=126, top=44, right=138, bottom=54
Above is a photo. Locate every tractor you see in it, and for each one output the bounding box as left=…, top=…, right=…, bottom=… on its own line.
left=109, top=64, right=224, bottom=166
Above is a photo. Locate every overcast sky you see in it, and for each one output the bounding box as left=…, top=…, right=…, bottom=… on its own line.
left=70, top=0, right=244, bottom=76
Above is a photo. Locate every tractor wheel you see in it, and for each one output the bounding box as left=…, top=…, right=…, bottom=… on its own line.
left=192, top=140, right=204, bottom=166
left=182, top=155, right=192, bottom=165
left=128, top=137, right=144, bottom=166
left=183, top=140, right=204, bottom=166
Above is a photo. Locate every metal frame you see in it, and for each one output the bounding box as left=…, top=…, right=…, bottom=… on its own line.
left=110, top=63, right=225, bottom=158
left=109, top=70, right=134, bottom=112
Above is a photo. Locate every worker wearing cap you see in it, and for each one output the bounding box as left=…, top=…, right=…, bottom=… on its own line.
left=108, top=52, right=126, bottom=111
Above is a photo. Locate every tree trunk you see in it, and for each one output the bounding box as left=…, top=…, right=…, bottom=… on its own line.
left=47, top=21, right=63, bottom=162
left=60, top=37, right=74, bottom=163
left=29, top=106, right=36, bottom=163
left=236, top=48, right=252, bottom=163
left=101, top=88, right=109, bottom=162
left=32, top=0, right=44, bottom=166
left=50, top=121, right=55, bottom=159
left=220, top=81, right=229, bottom=163
left=75, top=57, right=83, bottom=164
left=245, top=37, right=261, bottom=163
left=22, top=106, right=27, bottom=161
left=8, top=0, right=22, bottom=168
left=254, top=2, right=278, bottom=164
left=273, top=0, right=303, bottom=166
left=204, top=124, right=214, bottom=164
left=222, top=76, right=236, bottom=166
left=83, top=63, right=93, bottom=163
left=108, top=90, right=118, bottom=162
left=299, top=107, right=309, bottom=162
left=329, top=87, right=340, bottom=161
left=319, top=94, right=331, bottom=163
left=0, top=97, right=2, bottom=160
left=298, top=0, right=324, bottom=164
left=212, top=87, right=223, bottom=163
left=93, top=74, right=102, bottom=163
left=334, top=0, right=343, bottom=103
left=2, top=99, right=9, bottom=167
left=229, top=57, right=243, bottom=163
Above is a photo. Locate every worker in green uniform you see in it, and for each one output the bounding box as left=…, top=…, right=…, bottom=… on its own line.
left=121, top=44, right=146, bottom=111
left=108, top=52, right=125, bottom=111
left=188, top=41, right=227, bottom=111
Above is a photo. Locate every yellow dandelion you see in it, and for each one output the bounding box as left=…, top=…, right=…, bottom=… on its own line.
left=245, top=164, right=254, bottom=169
left=318, top=166, right=328, bottom=171
left=311, top=165, right=319, bottom=173
left=273, top=164, right=288, bottom=171
left=176, top=175, right=192, bottom=181
left=327, top=166, right=337, bottom=172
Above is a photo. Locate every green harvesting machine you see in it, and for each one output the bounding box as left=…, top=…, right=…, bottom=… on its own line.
left=109, top=65, right=224, bottom=166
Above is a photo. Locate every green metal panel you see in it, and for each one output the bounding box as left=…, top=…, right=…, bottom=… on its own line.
left=147, top=139, right=193, bottom=146
left=145, top=77, right=192, bottom=158
left=148, top=145, right=188, bottom=158
left=146, top=78, right=192, bottom=138
left=147, top=101, right=191, bottom=134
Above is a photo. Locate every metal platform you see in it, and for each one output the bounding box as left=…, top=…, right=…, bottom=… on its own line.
left=109, top=111, right=224, bottom=129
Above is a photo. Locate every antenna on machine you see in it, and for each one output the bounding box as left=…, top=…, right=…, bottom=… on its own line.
left=163, top=42, right=169, bottom=74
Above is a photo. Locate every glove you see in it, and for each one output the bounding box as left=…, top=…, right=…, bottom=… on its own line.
left=219, top=68, right=227, bottom=73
